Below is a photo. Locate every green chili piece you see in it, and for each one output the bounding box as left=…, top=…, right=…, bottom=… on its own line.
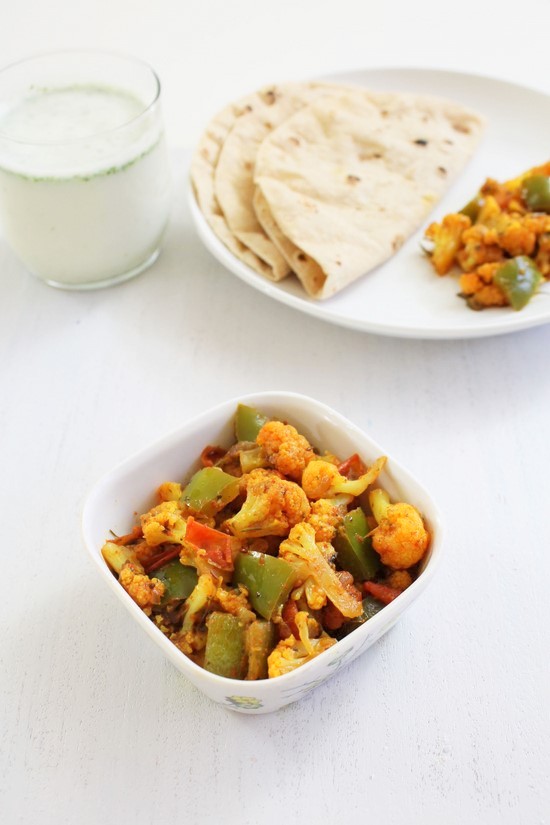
left=494, top=255, right=542, bottom=311
left=234, top=551, right=297, bottom=620
left=246, top=620, right=277, bottom=680
left=235, top=404, right=269, bottom=442
left=333, top=507, right=380, bottom=581
left=204, top=612, right=248, bottom=679
left=521, top=175, right=550, bottom=213
left=154, top=560, right=198, bottom=604
left=181, top=467, right=240, bottom=517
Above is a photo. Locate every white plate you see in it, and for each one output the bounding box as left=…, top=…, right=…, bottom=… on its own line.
left=189, top=67, right=550, bottom=339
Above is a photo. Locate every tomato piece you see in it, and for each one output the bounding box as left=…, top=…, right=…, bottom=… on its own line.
left=363, top=581, right=402, bottom=604
left=337, top=453, right=367, bottom=480
left=185, top=516, right=233, bottom=571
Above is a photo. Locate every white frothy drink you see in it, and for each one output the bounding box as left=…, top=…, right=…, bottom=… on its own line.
left=0, top=84, right=171, bottom=287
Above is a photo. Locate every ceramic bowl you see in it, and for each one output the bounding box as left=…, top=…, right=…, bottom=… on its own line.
left=82, top=391, right=443, bottom=714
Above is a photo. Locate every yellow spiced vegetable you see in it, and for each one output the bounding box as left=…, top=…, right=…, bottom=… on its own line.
left=369, top=489, right=429, bottom=570
left=226, top=468, right=310, bottom=538
left=256, top=420, right=315, bottom=480
left=101, top=405, right=430, bottom=680
left=423, top=161, right=550, bottom=310
left=301, top=457, right=386, bottom=500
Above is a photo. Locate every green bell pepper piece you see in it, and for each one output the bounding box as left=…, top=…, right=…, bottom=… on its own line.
left=494, top=255, right=542, bottom=311
left=154, top=560, right=198, bottom=604
left=460, top=195, right=482, bottom=222
left=521, top=175, right=550, bottom=213
left=234, top=551, right=297, bottom=620
left=204, top=612, right=247, bottom=679
left=246, top=620, right=277, bottom=680
left=181, top=467, right=240, bottom=517
left=334, top=507, right=380, bottom=582
left=235, top=404, right=269, bottom=442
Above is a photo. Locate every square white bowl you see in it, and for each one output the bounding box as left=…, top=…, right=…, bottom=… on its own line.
left=82, top=391, right=443, bottom=714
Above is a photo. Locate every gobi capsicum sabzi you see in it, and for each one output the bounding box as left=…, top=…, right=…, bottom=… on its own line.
left=102, top=405, right=430, bottom=680
left=423, top=161, right=550, bottom=310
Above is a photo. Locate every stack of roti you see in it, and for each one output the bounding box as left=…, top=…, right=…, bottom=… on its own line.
left=191, top=82, right=485, bottom=299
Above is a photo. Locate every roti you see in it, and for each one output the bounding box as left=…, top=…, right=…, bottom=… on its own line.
left=213, top=82, right=338, bottom=281
left=253, top=89, right=485, bottom=298
left=190, top=91, right=275, bottom=279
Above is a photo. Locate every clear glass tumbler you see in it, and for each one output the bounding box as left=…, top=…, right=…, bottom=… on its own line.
left=0, top=50, right=172, bottom=289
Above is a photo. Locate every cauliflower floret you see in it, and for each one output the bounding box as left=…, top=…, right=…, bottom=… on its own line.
left=256, top=420, right=315, bottom=480
left=459, top=264, right=508, bottom=309
left=215, top=583, right=256, bottom=625
left=307, top=495, right=351, bottom=541
left=279, top=523, right=362, bottom=619
left=119, top=561, right=165, bottom=614
left=457, top=225, right=505, bottom=272
left=141, top=500, right=187, bottom=547
left=536, top=233, right=550, bottom=277
left=369, top=489, right=429, bottom=570
left=158, top=481, right=183, bottom=502
left=302, top=457, right=386, bottom=500
left=267, top=633, right=336, bottom=678
left=424, top=213, right=471, bottom=275
left=102, top=540, right=138, bottom=574
left=177, top=573, right=218, bottom=636
left=384, top=570, right=413, bottom=591
left=226, top=468, right=310, bottom=538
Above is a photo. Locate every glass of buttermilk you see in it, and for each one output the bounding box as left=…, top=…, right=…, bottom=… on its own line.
left=0, top=51, right=171, bottom=289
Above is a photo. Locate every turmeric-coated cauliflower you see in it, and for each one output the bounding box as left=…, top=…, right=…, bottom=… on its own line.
left=267, top=632, right=336, bottom=678
left=307, top=495, right=351, bottom=542
left=279, top=523, right=362, bottom=619
left=302, top=457, right=386, bottom=500
left=119, top=561, right=165, bottom=613
left=459, top=263, right=507, bottom=309
left=424, top=213, right=471, bottom=275
left=256, top=420, right=315, bottom=481
left=226, top=468, right=310, bottom=538
left=369, top=489, right=429, bottom=570
left=158, top=481, right=183, bottom=502
left=141, top=500, right=187, bottom=547
left=215, top=583, right=256, bottom=625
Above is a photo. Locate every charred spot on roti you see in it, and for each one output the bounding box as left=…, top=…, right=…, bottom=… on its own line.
left=453, top=122, right=471, bottom=134
left=288, top=136, right=301, bottom=147
left=297, top=252, right=307, bottom=262
left=347, top=174, right=361, bottom=184
left=437, top=166, right=447, bottom=177
left=392, top=235, right=405, bottom=251
left=261, top=89, right=278, bottom=106
left=359, top=150, right=384, bottom=162
left=414, top=139, right=429, bottom=146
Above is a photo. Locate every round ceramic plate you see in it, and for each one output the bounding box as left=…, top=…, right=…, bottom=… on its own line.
left=189, top=67, right=550, bottom=339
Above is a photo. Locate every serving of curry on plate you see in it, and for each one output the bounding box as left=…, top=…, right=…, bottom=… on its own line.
left=101, top=404, right=430, bottom=681
left=424, top=161, right=550, bottom=311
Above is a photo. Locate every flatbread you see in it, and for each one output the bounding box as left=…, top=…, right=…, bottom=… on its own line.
left=214, top=83, right=337, bottom=281
left=253, top=187, right=326, bottom=293
left=190, top=91, right=274, bottom=279
left=254, top=90, right=485, bottom=298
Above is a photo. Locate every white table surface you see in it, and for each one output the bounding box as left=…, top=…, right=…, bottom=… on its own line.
left=1, top=2, right=549, bottom=823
